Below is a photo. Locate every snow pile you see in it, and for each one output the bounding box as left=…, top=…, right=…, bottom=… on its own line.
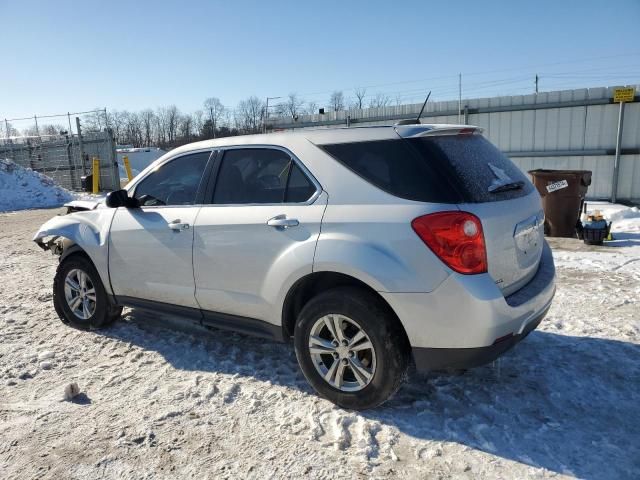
left=608, top=205, right=640, bottom=234
left=0, top=159, right=73, bottom=212
left=586, top=201, right=640, bottom=233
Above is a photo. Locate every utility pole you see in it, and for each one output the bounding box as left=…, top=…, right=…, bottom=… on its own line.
left=34, top=115, right=40, bottom=137
left=458, top=73, right=462, bottom=123
left=612, top=100, right=626, bottom=203
left=535, top=74, right=539, bottom=94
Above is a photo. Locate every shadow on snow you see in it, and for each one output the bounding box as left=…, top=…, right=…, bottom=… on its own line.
left=100, top=309, right=639, bottom=479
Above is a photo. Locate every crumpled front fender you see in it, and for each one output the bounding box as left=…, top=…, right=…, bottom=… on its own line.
left=33, top=209, right=116, bottom=295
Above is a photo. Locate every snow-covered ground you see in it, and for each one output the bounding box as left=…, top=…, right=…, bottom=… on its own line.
left=0, top=207, right=639, bottom=479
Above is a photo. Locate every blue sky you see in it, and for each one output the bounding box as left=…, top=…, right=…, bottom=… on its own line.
left=1, top=0, right=639, bottom=120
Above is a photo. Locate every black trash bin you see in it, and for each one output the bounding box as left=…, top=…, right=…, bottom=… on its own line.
left=81, top=174, right=98, bottom=193
left=528, top=169, right=592, bottom=238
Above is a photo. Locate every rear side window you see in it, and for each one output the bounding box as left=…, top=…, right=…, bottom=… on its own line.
left=320, top=139, right=462, bottom=203
left=213, top=148, right=317, bottom=204
left=407, top=135, right=533, bottom=202
left=286, top=163, right=316, bottom=202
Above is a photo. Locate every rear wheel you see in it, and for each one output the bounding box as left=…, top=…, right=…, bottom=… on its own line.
left=294, top=287, right=409, bottom=410
left=53, top=254, right=122, bottom=330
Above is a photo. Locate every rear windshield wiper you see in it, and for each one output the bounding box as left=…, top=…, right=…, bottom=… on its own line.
left=488, top=180, right=525, bottom=193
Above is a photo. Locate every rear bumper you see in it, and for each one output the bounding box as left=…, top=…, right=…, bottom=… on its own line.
left=380, top=240, right=555, bottom=368
left=412, top=303, right=548, bottom=372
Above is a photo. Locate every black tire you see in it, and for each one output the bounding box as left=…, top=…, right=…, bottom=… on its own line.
left=294, top=286, right=409, bottom=410
left=53, top=253, right=122, bottom=330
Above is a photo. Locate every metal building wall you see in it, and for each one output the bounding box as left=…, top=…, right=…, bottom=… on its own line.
left=270, top=86, right=640, bottom=201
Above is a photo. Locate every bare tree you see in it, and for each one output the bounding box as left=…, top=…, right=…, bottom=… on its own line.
left=84, top=109, right=108, bottom=132
left=354, top=87, right=367, bottom=109
left=330, top=91, right=345, bottom=111
left=109, top=110, right=126, bottom=144
left=0, top=121, right=18, bottom=138
left=203, top=97, right=225, bottom=138
left=236, top=96, right=264, bottom=133
left=179, top=114, right=194, bottom=143
left=166, top=105, right=180, bottom=144
left=21, top=125, right=39, bottom=137
left=41, top=124, right=66, bottom=136
left=139, top=109, right=155, bottom=146
left=125, top=112, right=144, bottom=147
left=306, top=101, right=318, bottom=115
left=191, top=110, right=204, bottom=137
left=20, top=123, right=64, bottom=136
left=369, top=93, right=390, bottom=109
left=154, top=107, right=169, bottom=146
left=285, top=93, right=304, bottom=117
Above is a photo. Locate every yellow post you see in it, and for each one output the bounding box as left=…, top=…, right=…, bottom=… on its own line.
left=92, top=157, right=100, bottom=194
left=123, top=155, right=133, bottom=182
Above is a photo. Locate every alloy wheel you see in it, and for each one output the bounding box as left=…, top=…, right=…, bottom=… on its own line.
left=308, top=314, right=377, bottom=392
left=64, top=268, right=97, bottom=320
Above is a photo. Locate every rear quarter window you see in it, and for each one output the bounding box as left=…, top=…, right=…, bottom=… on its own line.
left=319, top=139, right=463, bottom=203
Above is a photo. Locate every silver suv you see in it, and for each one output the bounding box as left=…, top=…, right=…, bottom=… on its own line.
left=34, top=124, right=555, bottom=409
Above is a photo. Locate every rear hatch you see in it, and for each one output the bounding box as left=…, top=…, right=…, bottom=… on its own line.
left=400, top=128, right=544, bottom=296
left=318, top=126, right=544, bottom=296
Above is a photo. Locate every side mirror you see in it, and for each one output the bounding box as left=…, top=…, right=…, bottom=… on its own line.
left=106, top=189, right=139, bottom=208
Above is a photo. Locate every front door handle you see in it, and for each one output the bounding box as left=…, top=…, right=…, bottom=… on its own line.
left=168, top=219, right=190, bottom=231
left=267, top=215, right=299, bottom=229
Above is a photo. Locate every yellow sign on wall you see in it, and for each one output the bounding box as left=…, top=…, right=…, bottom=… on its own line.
left=613, top=87, right=635, bottom=103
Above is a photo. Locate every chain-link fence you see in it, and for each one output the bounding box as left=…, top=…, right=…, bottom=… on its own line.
left=0, top=112, right=119, bottom=192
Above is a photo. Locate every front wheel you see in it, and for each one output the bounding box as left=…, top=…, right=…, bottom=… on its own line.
left=294, top=287, right=409, bottom=410
left=53, top=254, right=122, bottom=330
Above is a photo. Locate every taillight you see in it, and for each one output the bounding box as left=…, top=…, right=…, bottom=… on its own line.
left=411, top=211, right=487, bottom=274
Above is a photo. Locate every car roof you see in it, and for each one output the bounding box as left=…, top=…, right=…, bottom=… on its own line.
left=167, top=123, right=479, bottom=157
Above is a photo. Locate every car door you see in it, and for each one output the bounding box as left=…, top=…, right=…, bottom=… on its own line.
left=193, top=147, right=327, bottom=323
left=109, top=150, right=213, bottom=308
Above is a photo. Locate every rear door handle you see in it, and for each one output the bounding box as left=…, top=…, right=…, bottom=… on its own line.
left=267, top=215, right=299, bottom=229
left=168, top=219, right=190, bottom=231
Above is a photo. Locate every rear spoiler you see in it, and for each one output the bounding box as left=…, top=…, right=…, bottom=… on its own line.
left=394, top=124, right=483, bottom=138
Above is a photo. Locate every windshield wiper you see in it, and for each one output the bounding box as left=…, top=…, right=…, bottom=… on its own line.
left=488, top=180, right=525, bottom=193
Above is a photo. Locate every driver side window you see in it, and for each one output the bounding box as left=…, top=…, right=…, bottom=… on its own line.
left=133, top=152, right=210, bottom=206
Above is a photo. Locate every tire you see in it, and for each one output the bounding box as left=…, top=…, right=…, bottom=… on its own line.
left=53, top=253, right=122, bottom=330
left=294, top=287, right=409, bottom=410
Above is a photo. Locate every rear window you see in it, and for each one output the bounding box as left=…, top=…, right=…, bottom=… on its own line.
left=407, top=135, right=533, bottom=202
left=320, top=134, right=533, bottom=203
